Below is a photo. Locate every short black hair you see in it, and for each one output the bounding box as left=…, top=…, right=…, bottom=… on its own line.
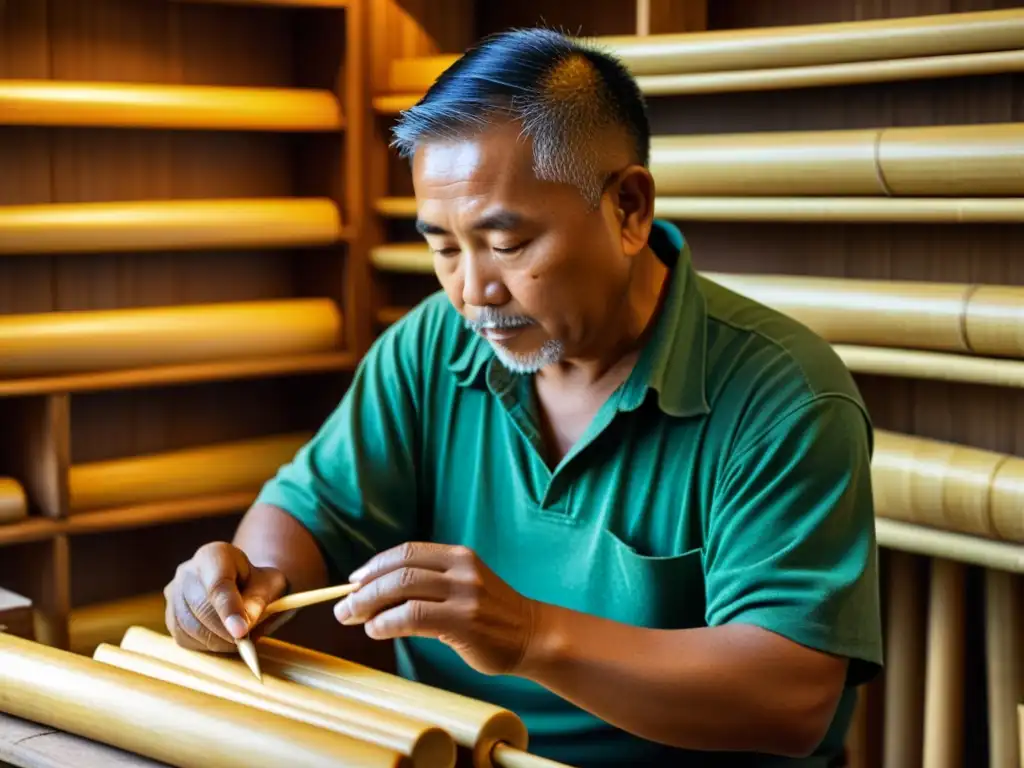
left=391, top=27, right=650, bottom=207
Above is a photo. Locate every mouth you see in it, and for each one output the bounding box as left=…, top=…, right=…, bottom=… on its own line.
left=481, top=327, right=525, bottom=343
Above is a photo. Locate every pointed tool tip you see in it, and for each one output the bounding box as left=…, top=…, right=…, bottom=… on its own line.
left=236, top=637, right=263, bottom=683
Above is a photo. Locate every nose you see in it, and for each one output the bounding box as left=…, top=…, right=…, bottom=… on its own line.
left=461, top=251, right=510, bottom=308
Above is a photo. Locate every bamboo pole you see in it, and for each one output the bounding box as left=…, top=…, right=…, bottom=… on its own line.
left=385, top=9, right=1024, bottom=85
left=649, top=123, right=1024, bottom=197
left=249, top=636, right=528, bottom=768
left=874, top=519, right=1024, bottom=574
left=632, top=49, right=1024, bottom=96
left=882, top=551, right=927, bottom=768
left=376, top=195, right=1024, bottom=224
left=703, top=271, right=1024, bottom=358
left=872, top=430, right=1024, bottom=543
left=371, top=244, right=434, bottom=273
left=598, top=8, right=1024, bottom=76
left=922, top=559, right=966, bottom=768
left=0, top=80, right=342, bottom=131
left=0, top=298, right=343, bottom=378
left=0, top=478, right=27, bottom=524
left=68, top=593, right=166, bottom=656
left=0, top=198, right=342, bottom=255
left=173, top=0, right=349, bottom=6
left=68, top=432, right=309, bottom=514
left=384, top=48, right=1024, bottom=103
left=0, top=632, right=405, bottom=768
left=832, top=346, right=1024, bottom=389
left=103, top=634, right=456, bottom=768
left=984, top=570, right=1023, bottom=768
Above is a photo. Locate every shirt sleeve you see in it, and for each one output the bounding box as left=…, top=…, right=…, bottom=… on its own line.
left=254, top=314, right=425, bottom=583
left=704, top=393, right=883, bottom=685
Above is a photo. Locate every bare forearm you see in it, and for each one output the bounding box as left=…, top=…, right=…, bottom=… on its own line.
left=233, top=502, right=329, bottom=595
left=519, top=603, right=847, bottom=757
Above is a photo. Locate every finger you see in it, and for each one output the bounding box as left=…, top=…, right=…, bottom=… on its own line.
left=363, top=599, right=448, bottom=641
left=194, top=543, right=250, bottom=639
left=334, top=567, right=450, bottom=626
left=173, top=575, right=235, bottom=652
left=238, top=565, right=288, bottom=627
left=349, top=542, right=473, bottom=584
left=180, top=570, right=237, bottom=650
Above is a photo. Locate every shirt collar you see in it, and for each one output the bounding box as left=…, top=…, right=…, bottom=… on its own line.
left=446, top=219, right=710, bottom=418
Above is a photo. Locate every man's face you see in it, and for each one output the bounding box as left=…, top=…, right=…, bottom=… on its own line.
left=411, top=121, right=638, bottom=374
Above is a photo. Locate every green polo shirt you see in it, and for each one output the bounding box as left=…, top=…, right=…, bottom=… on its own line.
left=256, top=220, right=883, bottom=767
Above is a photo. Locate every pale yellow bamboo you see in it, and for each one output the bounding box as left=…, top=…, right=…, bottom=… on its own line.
left=263, top=582, right=359, bottom=617
left=875, top=519, right=1024, bottom=574
left=0, top=298, right=342, bottom=378
left=68, top=432, right=309, bottom=514
left=703, top=272, right=970, bottom=352
left=68, top=593, right=167, bottom=656
left=252, top=636, right=528, bottom=768
left=377, top=196, right=1024, bottom=223
left=871, top=429, right=1024, bottom=542
left=490, top=744, right=575, bottom=768
left=598, top=8, right=1024, bottom=76
left=833, top=346, right=1024, bottom=389
left=0, top=198, right=342, bottom=255
left=633, top=49, right=1024, bottom=96
left=651, top=128, right=884, bottom=196
left=0, top=81, right=342, bottom=131
left=985, top=570, right=1023, bottom=768
left=882, top=551, right=926, bottom=768
left=922, top=559, right=966, bottom=768
left=0, top=478, right=27, bottom=524
left=101, top=637, right=455, bottom=768
left=387, top=9, right=1024, bottom=85
left=0, top=631, right=404, bottom=768
left=385, top=48, right=1024, bottom=102
left=371, top=244, right=434, bottom=274
left=650, top=123, right=1024, bottom=197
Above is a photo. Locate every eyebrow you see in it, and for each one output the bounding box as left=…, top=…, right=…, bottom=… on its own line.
left=415, top=210, right=526, bottom=236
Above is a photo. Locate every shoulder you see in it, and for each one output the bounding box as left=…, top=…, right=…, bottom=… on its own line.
left=362, top=290, right=468, bottom=372
left=697, top=274, right=873, bottom=455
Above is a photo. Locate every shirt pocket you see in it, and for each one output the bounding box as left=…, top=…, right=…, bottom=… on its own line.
left=597, top=528, right=707, bottom=630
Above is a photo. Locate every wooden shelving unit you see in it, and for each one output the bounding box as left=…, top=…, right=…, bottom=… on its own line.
left=0, top=0, right=370, bottom=655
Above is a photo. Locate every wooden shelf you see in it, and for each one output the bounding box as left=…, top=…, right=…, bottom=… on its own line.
left=172, top=0, right=348, bottom=6
left=0, top=198, right=343, bottom=256
left=0, top=80, right=343, bottom=131
left=0, top=492, right=251, bottom=547
left=0, top=351, right=357, bottom=398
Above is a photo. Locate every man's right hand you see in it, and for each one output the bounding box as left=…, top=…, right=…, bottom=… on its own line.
left=163, top=541, right=288, bottom=652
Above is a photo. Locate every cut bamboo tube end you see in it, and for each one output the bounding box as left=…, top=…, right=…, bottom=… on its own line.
left=0, top=631, right=405, bottom=768
left=0, top=80, right=343, bottom=131
left=255, top=636, right=529, bottom=768
left=0, top=298, right=343, bottom=378
left=117, top=627, right=456, bottom=768
left=263, top=582, right=359, bottom=617
left=0, top=198, right=342, bottom=256
left=68, top=432, right=310, bottom=514
left=0, top=478, right=28, bottom=524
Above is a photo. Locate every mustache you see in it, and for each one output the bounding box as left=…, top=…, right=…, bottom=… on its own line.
left=464, top=308, right=535, bottom=332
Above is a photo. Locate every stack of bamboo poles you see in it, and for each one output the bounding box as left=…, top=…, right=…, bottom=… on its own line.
left=0, top=626, right=571, bottom=768
left=374, top=8, right=1024, bottom=112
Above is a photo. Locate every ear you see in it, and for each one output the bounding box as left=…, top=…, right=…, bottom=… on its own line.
left=611, top=165, right=655, bottom=257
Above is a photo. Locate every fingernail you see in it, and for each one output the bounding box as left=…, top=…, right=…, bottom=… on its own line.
left=334, top=598, right=357, bottom=626
left=225, top=614, right=247, bottom=639
left=348, top=566, right=367, bottom=583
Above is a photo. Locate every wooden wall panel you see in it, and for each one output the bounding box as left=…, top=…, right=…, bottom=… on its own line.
left=475, top=0, right=636, bottom=37
left=708, top=0, right=1024, bottom=29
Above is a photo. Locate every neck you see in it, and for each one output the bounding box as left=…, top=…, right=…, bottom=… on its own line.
left=541, top=245, right=669, bottom=389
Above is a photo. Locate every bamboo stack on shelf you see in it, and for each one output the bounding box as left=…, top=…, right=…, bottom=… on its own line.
left=0, top=0, right=368, bottom=657
left=0, top=627, right=573, bottom=768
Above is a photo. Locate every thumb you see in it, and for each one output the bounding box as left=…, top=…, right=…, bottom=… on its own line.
left=239, top=566, right=288, bottom=628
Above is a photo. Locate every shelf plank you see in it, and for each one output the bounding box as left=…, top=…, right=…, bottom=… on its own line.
left=0, top=80, right=343, bottom=131
left=0, top=351, right=357, bottom=398
left=63, top=491, right=253, bottom=535
left=0, top=198, right=343, bottom=256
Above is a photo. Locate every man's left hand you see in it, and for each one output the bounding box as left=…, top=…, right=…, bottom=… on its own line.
left=334, top=542, right=539, bottom=676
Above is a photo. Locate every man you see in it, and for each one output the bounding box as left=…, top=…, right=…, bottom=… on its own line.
left=164, top=28, right=882, bottom=767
